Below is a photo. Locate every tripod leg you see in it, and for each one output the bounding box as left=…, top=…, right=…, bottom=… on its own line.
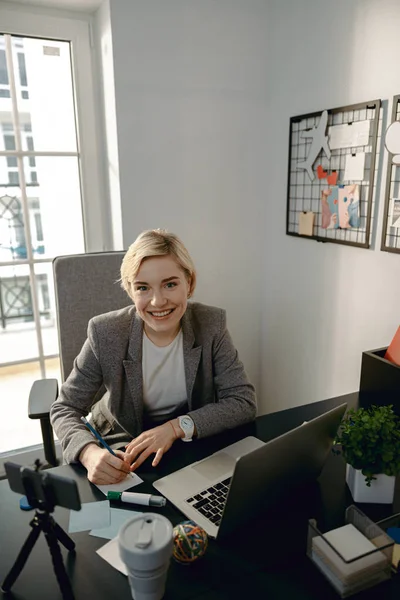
left=1, top=520, right=41, bottom=593
left=53, top=520, right=76, bottom=552
left=44, top=526, right=75, bottom=600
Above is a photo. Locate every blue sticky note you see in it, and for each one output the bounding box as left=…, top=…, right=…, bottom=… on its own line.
left=69, top=501, right=110, bottom=533
left=387, top=527, right=400, bottom=544
left=89, top=507, right=141, bottom=540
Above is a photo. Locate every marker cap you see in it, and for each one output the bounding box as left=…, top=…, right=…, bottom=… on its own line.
left=107, top=491, right=122, bottom=501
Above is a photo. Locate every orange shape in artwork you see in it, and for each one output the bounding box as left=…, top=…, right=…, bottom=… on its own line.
left=317, top=165, right=328, bottom=179
left=327, top=171, right=338, bottom=185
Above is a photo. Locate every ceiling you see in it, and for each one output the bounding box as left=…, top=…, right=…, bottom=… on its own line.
left=2, top=0, right=102, bottom=13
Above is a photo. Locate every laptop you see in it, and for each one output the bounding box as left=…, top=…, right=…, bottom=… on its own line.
left=153, top=403, right=347, bottom=539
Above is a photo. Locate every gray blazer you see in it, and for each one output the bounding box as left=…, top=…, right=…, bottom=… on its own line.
left=50, top=302, right=257, bottom=463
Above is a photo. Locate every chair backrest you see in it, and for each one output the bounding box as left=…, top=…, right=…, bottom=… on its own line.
left=53, top=251, right=131, bottom=381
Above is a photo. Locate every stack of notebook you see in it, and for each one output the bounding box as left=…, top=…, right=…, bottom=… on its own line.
left=311, top=523, right=391, bottom=597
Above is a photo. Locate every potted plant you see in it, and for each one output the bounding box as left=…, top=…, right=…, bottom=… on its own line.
left=334, top=404, right=400, bottom=504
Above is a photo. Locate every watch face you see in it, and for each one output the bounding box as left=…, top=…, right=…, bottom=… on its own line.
left=181, top=417, right=192, bottom=428
left=179, top=416, right=194, bottom=440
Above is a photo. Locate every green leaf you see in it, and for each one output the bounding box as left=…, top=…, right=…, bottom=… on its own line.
left=334, top=405, right=400, bottom=485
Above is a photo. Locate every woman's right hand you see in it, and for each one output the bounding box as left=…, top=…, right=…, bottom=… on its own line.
left=79, top=443, right=131, bottom=484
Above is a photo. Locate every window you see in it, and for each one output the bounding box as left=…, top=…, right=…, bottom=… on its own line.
left=6, top=156, right=17, bottom=168
left=3, top=134, right=15, bottom=150
left=34, top=211, right=43, bottom=241
left=2, top=128, right=40, bottom=183
left=0, top=7, right=107, bottom=455
left=17, top=52, right=27, bottom=86
left=0, top=48, right=8, bottom=84
left=26, top=136, right=35, bottom=167
left=8, top=171, right=19, bottom=185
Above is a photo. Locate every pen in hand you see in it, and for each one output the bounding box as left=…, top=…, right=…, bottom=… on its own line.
left=80, top=416, right=134, bottom=478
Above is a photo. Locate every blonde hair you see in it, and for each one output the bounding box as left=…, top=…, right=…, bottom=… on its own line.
left=120, top=229, right=197, bottom=300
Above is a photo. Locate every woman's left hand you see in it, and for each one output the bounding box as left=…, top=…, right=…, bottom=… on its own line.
left=125, top=422, right=179, bottom=470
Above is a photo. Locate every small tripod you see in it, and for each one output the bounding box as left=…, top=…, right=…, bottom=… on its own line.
left=1, top=462, right=76, bottom=600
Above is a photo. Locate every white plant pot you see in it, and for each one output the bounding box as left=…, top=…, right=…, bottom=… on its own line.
left=346, top=464, right=395, bottom=504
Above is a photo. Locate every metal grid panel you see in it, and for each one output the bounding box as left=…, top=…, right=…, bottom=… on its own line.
left=286, top=100, right=382, bottom=248
left=381, top=95, right=400, bottom=253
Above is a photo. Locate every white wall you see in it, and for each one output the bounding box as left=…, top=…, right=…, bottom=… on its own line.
left=97, top=0, right=400, bottom=415
left=108, top=0, right=272, bottom=393
left=93, top=0, right=123, bottom=250
left=262, top=0, right=400, bottom=413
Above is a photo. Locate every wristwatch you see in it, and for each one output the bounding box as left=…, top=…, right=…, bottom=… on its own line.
left=178, top=415, right=195, bottom=442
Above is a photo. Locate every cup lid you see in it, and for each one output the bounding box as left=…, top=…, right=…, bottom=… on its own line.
left=118, top=513, right=173, bottom=562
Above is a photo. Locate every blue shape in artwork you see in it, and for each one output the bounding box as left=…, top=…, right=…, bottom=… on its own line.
left=348, top=199, right=360, bottom=228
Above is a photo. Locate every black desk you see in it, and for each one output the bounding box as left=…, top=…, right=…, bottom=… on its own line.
left=1, top=392, right=400, bottom=600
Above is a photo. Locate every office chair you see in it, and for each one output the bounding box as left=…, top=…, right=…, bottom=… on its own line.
left=28, top=251, right=130, bottom=467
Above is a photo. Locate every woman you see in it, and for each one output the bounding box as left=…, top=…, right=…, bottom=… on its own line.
left=50, top=230, right=256, bottom=484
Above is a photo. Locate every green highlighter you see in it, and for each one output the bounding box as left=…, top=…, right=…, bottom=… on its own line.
left=107, top=491, right=166, bottom=507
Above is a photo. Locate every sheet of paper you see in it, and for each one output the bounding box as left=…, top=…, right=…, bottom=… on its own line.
left=344, top=153, right=365, bottom=181
left=338, top=184, right=360, bottom=228
left=323, top=524, right=377, bottom=561
left=321, top=187, right=339, bottom=229
left=298, top=211, right=314, bottom=236
left=96, top=537, right=128, bottom=576
left=90, top=507, right=141, bottom=540
left=95, top=472, right=143, bottom=496
left=392, top=544, right=400, bottom=568
left=69, top=500, right=110, bottom=533
left=312, top=523, right=387, bottom=584
left=328, top=120, right=370, bottom=150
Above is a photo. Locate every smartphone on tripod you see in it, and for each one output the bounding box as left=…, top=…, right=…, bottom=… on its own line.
left=5, top=462, right=81, bottom=510
left=2, top=462, right=81, bottom=600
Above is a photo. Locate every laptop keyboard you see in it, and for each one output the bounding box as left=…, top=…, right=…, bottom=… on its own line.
left=185, top=477, right=231, bottom=527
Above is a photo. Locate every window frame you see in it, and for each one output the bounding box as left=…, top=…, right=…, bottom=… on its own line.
left=0, top=3, right=110, bottom=252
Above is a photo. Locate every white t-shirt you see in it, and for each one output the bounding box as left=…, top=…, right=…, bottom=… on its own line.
left=142, top=330, right=187, bottom=418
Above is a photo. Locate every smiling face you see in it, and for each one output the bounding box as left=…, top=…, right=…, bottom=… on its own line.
left=131, top=255, right=191, bottom=345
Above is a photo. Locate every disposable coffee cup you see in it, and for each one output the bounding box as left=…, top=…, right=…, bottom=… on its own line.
left=118, top=513, right=173, bottom=600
